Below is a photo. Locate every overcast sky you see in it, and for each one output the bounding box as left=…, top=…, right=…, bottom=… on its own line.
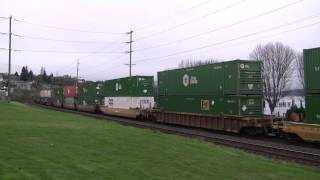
left=0, top=0, right=319, bottom=81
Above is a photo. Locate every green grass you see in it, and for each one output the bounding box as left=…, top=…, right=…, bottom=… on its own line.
left=0, top=102, right=319, bottom=180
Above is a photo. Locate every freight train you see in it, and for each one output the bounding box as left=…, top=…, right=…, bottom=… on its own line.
left=35, top=49, right=320, bottom=142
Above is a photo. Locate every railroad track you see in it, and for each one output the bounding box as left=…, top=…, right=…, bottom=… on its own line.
left=31, top=103, right=320, bottom=167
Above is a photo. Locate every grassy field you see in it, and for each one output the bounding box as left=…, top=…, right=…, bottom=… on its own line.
left=0, top=102, right=319, bottom=180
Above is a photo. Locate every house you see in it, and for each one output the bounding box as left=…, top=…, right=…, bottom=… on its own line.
left=264, top=89, right=305, bottom=116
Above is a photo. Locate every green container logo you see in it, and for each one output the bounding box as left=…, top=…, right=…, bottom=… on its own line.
left=115, top=82, right=122, bottom=91
left=242, top=105, right=247, bottom=112
left=239, top=63, right=250, bottom=69
left=182, top=74, right=198, bottom=87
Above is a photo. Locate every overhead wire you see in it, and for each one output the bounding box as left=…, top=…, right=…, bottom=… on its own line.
left=134, top=13, right=320, bottom=63
left=85, top=18, right=320, bottom=79
left=135, top=0, right=305, bottom=51
left=82, top=54, right=128, bottom=78
left=150, top=20, right=320, bottom=68
left=12, top=48, right=125, bottom=54
left=134, top=0, right=213, bottom=31
left=12, top=33, right=124, bottom=44
left=13, top=18, right=125, bottom=35
left=135, top=0, right=247, bottom=41
left=53, top=34, right=128, bottom=74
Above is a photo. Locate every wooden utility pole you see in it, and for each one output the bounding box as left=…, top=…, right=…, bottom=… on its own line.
left=126, top=30, right=134, bottom=77
left=76, top=59, right=79, bottom=87
left=7, top=16, right=12, bottom=100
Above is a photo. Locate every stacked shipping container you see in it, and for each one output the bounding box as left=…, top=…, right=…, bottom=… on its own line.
left=101, top=76, right=154, bottom=109
left=53, top=87, right=64, bottom=107
left=63, top=85, right=77, bottom=109
left=77, top=82, right=103, bottom=112
left=99, top=76, right=154, bottom=118
left=157, top=60, right=263, bottom=116
left=304, top=47, right=320, bottom=124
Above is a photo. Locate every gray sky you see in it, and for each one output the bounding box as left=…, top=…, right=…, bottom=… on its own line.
left=0, top=0, right=319, bottom=81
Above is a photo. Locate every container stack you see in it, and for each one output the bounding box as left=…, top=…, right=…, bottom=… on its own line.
left=304, top=47, right=320, bottom=124
left=77, top=82, right=102, bottom=106
left=63, top=85, right=77, bottom=109
left=157, top=60, right=263, bottom=116
left=53, top=87, right=64, bottom=107
left=101, top=76, right=154, bottom=109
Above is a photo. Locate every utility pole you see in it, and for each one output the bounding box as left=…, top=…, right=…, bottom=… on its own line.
left=125, top=30, right=134, bottom=77
left=76, top=59, right=79, bottom=88
left=7, top=15, right=12, bottom=101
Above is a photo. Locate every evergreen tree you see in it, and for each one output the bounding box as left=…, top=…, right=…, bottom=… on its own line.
left=14, top=72, right=19, bottom=77
left=29, top=70, right=34, bottom=81
left=48, top=73, right=54, bottom=84
left=20, top=66, right=28, bottom=81
left=42, top=69, right=47, bottom=82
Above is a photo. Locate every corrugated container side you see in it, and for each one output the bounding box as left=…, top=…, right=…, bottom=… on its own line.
left=40, top=90, right=52, bottom=98
left=104, top=96, right=154, bottom=109
left=305, top=95, right=320, bottom=124
left=157, top=95, right=262, bottom=117
left=64, top=85, right=77, bottom=97
left=102, top=76, right=154, bottom=97
left=223, top=60, right=262, bottom=95
left=304, top=47, right=320, bottom=94
left=78, top=96, right=101, bottom=105
left=158, top=60, right=262, bottom=96
left=64, top=97, right=75, bottom=105
left=158, top=63, right=224, bottom=96
left=78, top=83, right=103, bottom=97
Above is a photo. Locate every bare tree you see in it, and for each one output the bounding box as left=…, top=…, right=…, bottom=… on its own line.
left=178, top=58, right=218, bottom=68
left=296, top=52, right=304, bottom=88
left=249, top=42, right=296, bottom=114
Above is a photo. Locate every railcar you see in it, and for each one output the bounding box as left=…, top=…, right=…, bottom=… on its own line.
left=34, top=54, right=320, bottom=142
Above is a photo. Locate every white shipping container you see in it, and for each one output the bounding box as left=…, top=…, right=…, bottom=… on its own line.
left=104, top=97, right=154, bottom=109
left=40, top=90, right=52, bottom=98
left=64, top=97, right=75, bottom=104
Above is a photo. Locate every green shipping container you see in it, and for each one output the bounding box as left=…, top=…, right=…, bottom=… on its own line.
left=157, top=95, right=263, bottom=117
left=305, top=95, right=320, bottom=124
left=102, top=76, right=154, bottom=97
left=78, top=82, right=103, bottom=97
left=223, top=60, right=262, bottom=95
left=158, top=60, right=261, bottom=96
left=77, top=96, right=101, bottom=105
left=304, top=47, right=320, bottom=94
left=53, top=87, right=64, bottom=102
left=77, top=82, right=103, bottom=105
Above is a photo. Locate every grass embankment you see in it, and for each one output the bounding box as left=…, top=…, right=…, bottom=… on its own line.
left=0, top=102, right=319, bottom=180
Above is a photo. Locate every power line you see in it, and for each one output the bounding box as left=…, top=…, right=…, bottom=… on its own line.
left=12, top=33, right=123, bottom=44
left=135, top=0, right=305, bottom=51
left=134, top=0, right=213, bottom=31
left=135, top=0, right=246, bottom=41
left=0, top=32, right=8, bottom=35
left=12, top=48, right=125, bottom=54
left=55, top=37, right=128, bottom=74
left=81, top=54, right=127, bottom=77
left=134, top=13, right=320, bottom=63
left=152, top=20, right=320, bottom=67
left=14, top=18, right=125, bottom=35
left=0, top=16, right=8, bottom=20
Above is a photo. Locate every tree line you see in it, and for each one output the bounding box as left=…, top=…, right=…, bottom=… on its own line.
left=14, top=66, right=76, bottom=86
